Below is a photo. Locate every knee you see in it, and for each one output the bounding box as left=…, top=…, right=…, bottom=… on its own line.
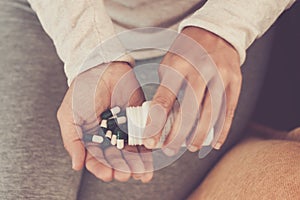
left=188, top=137, right=300, bottom=199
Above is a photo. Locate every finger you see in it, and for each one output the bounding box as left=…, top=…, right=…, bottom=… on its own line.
left=143, top=65, right=184, bottom=149
left=85, top=146, right=113, bottom=182
left=212, top=79, right=242, bottom=149
left=110, top=66, right=145, bottom=108
left=162, top=78, right=203, bottom=155
left=128, top=87, right=145, bottom=108
left=138, top=146, right=154, bottom=183
left=57, top=110, right=86, bottom=171
left=187, top=92, right=212, bottom=152
left=104, top=147, right=131, bottom=182
left=116, top=71, right=146, bottom=181
left=122, top=145, right=145, bottom=180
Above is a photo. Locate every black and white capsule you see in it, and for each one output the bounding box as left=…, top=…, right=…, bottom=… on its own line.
left=111, top=134, right=117, bottom=146
left=100, top=116, right=127, bottom=129
left=98, top=127, right=106, bottom=137
left=83, top=134, right=104, bottom=144
left=105, top=130, right=112, bottom=139
left=100, top=106, right=121, bottom=119
left=115, top=128, right=128, bottom=149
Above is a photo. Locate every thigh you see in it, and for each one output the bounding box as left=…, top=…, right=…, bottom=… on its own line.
left=188, top=137, right=300, bottom=200
left=0, top=0, right=81, bottom=199
left=77, top=26, right=275, bottom=200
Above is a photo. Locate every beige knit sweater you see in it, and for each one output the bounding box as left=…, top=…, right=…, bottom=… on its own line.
left=27, top=0, right=296, bottom=86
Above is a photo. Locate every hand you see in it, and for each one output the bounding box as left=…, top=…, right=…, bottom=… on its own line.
left=57, top=62, right=153, bottom=182
left=143, top=27, right=242, bottom=155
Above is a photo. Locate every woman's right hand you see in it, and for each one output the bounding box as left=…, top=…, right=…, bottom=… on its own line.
left=57, top=62, right=153, bottom=183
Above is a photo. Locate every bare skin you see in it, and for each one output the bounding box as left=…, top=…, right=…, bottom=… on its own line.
left=143, top=27, right=242, bottom=155
left=57, top=62, right=153, bottom=183
left=57, top=27, right=241, bottom=182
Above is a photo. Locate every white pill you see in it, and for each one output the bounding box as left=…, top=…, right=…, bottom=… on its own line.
left=100, top=106, right=121, bottom=119
left=116, top=116, right=127, bottom=124
left=92, top=135, right=104, bottom=144
left=111, top=135, right=117, bottom=145
left=117, top=139, right=124, bottom=149
left=111, top=106, right=121, bottom=116
left=105, top=130, right=112, bottom=139
left=100, top=120, right=107, bottom=128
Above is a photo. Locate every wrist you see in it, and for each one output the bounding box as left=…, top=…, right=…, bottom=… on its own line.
left=182, top=27, right=235, bottom=51
left=181, top=26, right=240, bottom=65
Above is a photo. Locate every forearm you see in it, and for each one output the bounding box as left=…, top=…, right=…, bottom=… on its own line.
left=179, top=0, right=296, bottom=65
left=28, top=0, right=134, bottom=85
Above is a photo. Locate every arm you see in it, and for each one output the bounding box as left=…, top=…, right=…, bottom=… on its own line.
left=28, top=0, right=152, bottom=182
left=28, top=0, right=134, bottom=85
left=179, top=0, right=296, bottom=65
left=143, top=0, right=296, bottom=153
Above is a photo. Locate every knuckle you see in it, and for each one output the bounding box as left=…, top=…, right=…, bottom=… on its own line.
left=217, top=65, right=230, bottom=77
left=218, top=66, right=242, bottom=85
left=163, top=53, right=183, bottom=65
left=227, top=107, right=236, bottom=119
left=169, top=56, right=188, bottom=68
left=160, top=53, right=191, bottom=73
left=153, top=95, right=173, bottom=109
left=231, top=72, right=242, bottom=84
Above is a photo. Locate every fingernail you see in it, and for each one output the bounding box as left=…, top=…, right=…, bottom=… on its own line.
left=144, top=139, right=155, bottom=148
left=164, top=148, right=175, bottom=156
left=71, top=154, right=78, bottom=170
left=214, top=142, right=222, bottom=150
left=71, top=159, right=76, bottom=170
left=141, top=172, right=153, bottom=183
left=188, top=145, right=198, bottom=152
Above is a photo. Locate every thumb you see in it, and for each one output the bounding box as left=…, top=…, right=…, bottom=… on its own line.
left=57, top=110, right=86, bottom=171
left=68, top=138, right=86, bottom=171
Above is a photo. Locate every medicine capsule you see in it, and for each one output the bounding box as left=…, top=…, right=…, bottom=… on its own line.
left=100, top=116, right=127, bottom=130
left=117, top=139, right=124, bottom=149
left=100, top=106, right=121, bottom=119
left=105, top=130, right=112, bottom=139
left=98, top=127, right=106, bottom=137
left=114, top=127, right=128, bottom=149
left=83, top=134, right=104, bottom=144
left=111, top=134, right=117, bottom=146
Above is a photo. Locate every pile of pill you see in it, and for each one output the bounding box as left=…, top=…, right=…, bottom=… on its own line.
left=82, top=101, right=215, bottom=150
left=83, top=106, right=129, bottom=149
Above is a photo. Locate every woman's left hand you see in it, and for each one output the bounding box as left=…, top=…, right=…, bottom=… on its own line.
left=143, top=27, right=242, bottom=155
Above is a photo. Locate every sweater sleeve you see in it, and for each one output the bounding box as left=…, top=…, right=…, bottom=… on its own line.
left=178, top=0, right=296, bottom=65
left=28, top=0, right=134, bottom=86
